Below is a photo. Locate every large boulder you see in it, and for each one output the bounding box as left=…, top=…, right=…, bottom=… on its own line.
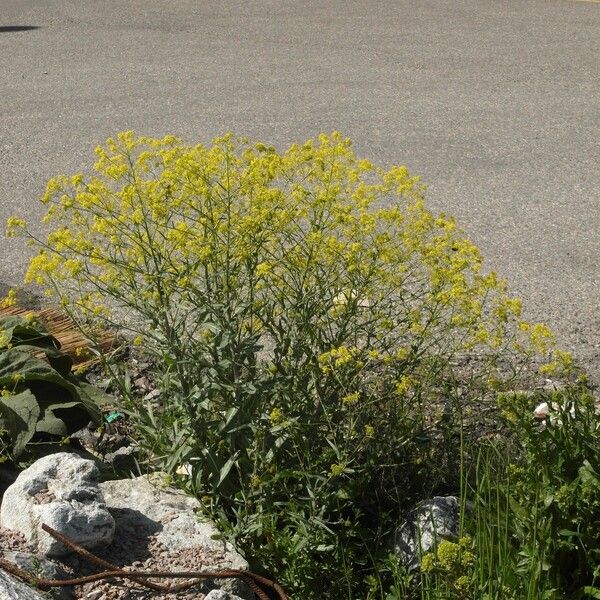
left=394, top=495, right=461, bottom=571
left=0, top=452, right=115, bottom=557
left=99, top=474, right=253, bottom=599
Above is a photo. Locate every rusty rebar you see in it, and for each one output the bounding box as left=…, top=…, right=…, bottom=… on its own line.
left=43, top=524, right=167, bottom=592
left=43, top=524, right=280, bottom=600
left=0, top=523, right=288, bottom=600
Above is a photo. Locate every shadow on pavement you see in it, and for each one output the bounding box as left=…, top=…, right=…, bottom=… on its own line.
left=0, top=25, right=40, bottom=33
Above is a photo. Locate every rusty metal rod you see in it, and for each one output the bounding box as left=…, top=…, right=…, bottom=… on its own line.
left=0, top=524, right=287, bottom=600
left=42, top=524, right=168, bottom=592
left=0, top=556, right=38, bottom=586
left=42, top=523, right=279, bottom=599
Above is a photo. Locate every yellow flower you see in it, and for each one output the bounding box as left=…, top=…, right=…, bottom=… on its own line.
left=5, top=217, right=27, bottom=237
left=395, top=375, right=413, bottom=396
left=255, top=262, right=272, bottom=277
left=329, top=463, right=346, bottom=477
left=420, top=553, right=436, bottom=573
left=530, top=322, right=555, bottom=353
left=74, top=346, right=90, bottom=358
left=436, top=539, right=461, bottom=571
left=23, top=312, right=36, bottom=325
left=269, top=407, right=284, bottom=425
left=455, top=575, right=472, bottom=592
left=0, top=289, right=18, bottom=308
left=341, top=391, right=360, bottom=406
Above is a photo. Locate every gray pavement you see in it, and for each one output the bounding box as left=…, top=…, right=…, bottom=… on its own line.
left=1, top=0, right=599, bottom=381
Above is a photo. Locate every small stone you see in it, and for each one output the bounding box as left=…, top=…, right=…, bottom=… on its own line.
left=394, top=496, right=461, bottom=571
left=143, top=389, right=161, bottom=401
left=133, top=375, right=150, bottom=390
left=205, top=590, right=246, bottom=600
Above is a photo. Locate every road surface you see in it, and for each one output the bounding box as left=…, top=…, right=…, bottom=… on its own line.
left=1, top=0, right=598, bottom=381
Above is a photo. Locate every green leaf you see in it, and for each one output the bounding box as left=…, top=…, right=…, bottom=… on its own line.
left=0, top=348, right=78, bottom=393
left=217, top=452, right=240, bottom=488
left=558, top=529, right=582, bottom=538
left=0, top=348, right=101, bottom=449
left=0, top=389, right=40, bottom=457
left=0, top=316, right=60, bottom=350
left=509, top=497, right=530, bottom=521
left=77, top=382, right=110, bottom=411
left=36, top=399, right=96, bottom=436
left=13, top=343, right=73, bottom=376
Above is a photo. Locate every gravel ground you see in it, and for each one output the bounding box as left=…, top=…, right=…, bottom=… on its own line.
left=0, top=521, right=237, bottom=600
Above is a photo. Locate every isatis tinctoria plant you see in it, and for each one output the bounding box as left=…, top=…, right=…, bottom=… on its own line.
left=5, top=131, right=578, bottom=597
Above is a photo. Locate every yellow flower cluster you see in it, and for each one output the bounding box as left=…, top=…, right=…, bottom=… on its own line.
left=319, top=345, right=361, bottom=373
left=329, top=463, right=346, bottom=477
left=341, top=391, right=360, bottom=406
left=420, top=536, right=475, bottom=594
left=269, top=407, right=285, bottom=425
left=6, top=129, right=574, bottom=411
left=0, top=289, right=17, bottom=309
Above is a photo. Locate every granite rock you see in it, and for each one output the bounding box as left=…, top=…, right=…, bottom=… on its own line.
left=0, top=452, right=114, bottom=557
left=394, top=495, right=461, bottom=570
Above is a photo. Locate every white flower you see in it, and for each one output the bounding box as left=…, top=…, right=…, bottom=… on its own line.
left=533, top=401, right=576, bottom=427
left=533, top=402, right=549, bottom=420
left=332, top=289, right=370, bottom=307
left=176, top=463, right=193, bottom=476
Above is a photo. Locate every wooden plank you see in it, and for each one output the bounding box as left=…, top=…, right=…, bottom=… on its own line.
left=0, top=306, right=116, bottom=371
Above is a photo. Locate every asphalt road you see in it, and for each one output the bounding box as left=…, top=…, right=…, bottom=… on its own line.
left=1, top=0, right=599, bottom=382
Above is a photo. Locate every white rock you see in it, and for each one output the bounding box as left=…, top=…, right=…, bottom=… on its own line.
left=0, top=551, right=74, bottom=600
left=533, top=401, right=550, bottom=420
left=100, top=474, right=252, bottom=599
left=0, top=452, right=114, bottom=557
left=204, top=590, right=246, bottom=600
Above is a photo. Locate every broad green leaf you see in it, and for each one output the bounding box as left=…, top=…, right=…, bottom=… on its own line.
left=0, top=316, right=60, bottom=350
left=0, top=348, right=78, bottom=394
left=35, top=408, right=71, bottom=437
left=0, top=389, right=40, bottom=457
left=37, top=399, right=100, bottom=436
left=509, top=497, right=530, bottom=521
left=12, top=343, right=73, bottom=376
left=77, top=382, right=109, bottom=414
left=0, top=346, right=101, bottom=452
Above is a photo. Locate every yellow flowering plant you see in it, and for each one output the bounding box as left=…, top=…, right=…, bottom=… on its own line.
left=7, top=131, right=578, bottom=598
left=420, top=537, right=476, bottom=598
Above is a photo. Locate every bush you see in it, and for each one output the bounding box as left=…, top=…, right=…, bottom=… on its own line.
left=7, top=131, right=578, bottom=597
